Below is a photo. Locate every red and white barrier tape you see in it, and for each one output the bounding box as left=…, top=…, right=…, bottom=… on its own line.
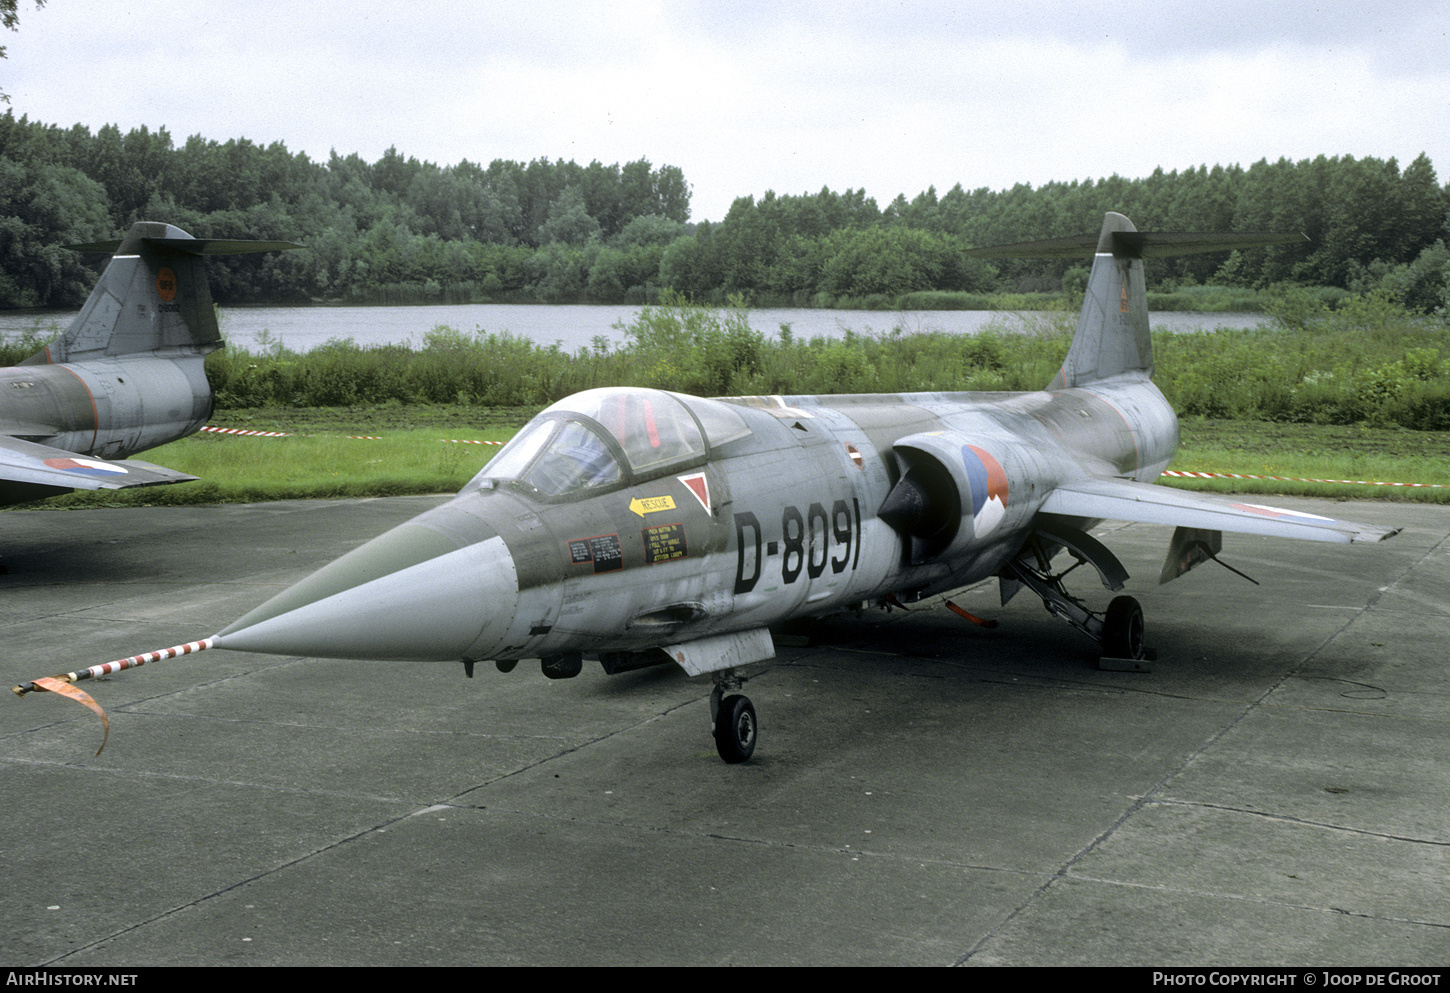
left=200, top=426, right=292, bottom=437
left=201, top=426, right=499, bottom=444
left=1162, top=470, right=1446, bottom=489
left=199, top=429, right=1437, bottom=484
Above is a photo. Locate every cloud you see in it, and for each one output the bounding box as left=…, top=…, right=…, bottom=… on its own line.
left=5, top=0, right=1447, bottom=222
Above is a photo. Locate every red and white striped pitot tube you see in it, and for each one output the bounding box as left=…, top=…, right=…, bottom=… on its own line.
left=11, top=637, right=217, bottom=698
left=11, top=637, right=218, bottom=755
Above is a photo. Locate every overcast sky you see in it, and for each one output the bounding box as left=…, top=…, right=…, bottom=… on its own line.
left=4, top=0, right=1447, bottom=223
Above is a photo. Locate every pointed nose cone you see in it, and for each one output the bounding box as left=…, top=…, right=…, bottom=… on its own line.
left=214, top=507, right=519, bottom=662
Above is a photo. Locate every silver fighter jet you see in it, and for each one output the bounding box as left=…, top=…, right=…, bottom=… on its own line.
left=15, top=213, right=1398, bottom=763
left=0, top=222, right=300, bottom=507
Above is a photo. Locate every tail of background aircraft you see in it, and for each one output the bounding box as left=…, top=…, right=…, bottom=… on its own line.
left=21, top=222, right=301, bottom=366
left=965, top=212, right=1306, bottom=391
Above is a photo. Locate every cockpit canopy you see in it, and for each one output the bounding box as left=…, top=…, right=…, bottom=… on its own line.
left=471, top=388, right=752, bottom=499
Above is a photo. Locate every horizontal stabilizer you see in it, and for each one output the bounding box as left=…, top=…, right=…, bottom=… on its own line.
left=36, top=222, right=304, bottom=364
left=0, top=435, right=197, bottom=492
left=1039, top=477, right=1399, bottom=544
left=66, top=237, right=305, bottom=256
left=965, top=229, right=1306, bottom=260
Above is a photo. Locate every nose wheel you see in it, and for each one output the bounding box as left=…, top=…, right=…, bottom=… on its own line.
left=710, top=670, right=756, bottom=763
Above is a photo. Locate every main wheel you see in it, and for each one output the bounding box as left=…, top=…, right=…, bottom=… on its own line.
left=1102, top=595, right=1146, bottom=660
left=714, top=694, right=757, bottom=763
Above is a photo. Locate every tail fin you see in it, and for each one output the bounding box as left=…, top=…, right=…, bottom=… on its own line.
left=965, top=212, right=1306, bottom=390
left=1055, top=212, right=1152, bottom=388
left=23, top=222, right=302, bottom=365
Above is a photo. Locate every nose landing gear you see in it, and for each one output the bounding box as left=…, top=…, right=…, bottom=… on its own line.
left=709, top=669, right=756, bottom=763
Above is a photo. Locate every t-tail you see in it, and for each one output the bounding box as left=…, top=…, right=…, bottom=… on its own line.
left=965, top=212, right=1306, bottom=390
left=22, top=222, right=301, bottom=366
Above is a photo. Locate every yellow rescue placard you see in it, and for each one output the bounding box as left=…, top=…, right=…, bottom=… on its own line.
left=629, top=495, right=676, bottom=517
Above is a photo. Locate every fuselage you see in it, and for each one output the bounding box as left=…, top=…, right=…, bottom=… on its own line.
left=0, top=353, right=213, bottom=507
left=214, top=377, right=1178, bottom=665
left=1, top=353, right=212, bottom=458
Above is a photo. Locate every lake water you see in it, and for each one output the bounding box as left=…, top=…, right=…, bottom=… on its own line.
left=1, top=302, right=1269, bottom=356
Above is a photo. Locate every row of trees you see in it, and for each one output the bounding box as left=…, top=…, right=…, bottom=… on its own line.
left=669, top=157, right=1449, bottom=303
left=0, top=113, right=691, bottom=307
left=2, top=111, right=1448, bottom=311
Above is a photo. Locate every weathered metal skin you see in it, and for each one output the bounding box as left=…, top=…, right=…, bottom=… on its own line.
left=0, top=355, right=212, bottom=460
left=21, top=212, right=1401, bottom=764
left=214, top=371, right=1179, bottom=664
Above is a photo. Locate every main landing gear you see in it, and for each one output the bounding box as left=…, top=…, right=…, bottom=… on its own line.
left=709, top=669, right=756, bottom=763
left=1101, top=593, right=1145, bottom=661
left=1001, top=527, right=1149, bottom=665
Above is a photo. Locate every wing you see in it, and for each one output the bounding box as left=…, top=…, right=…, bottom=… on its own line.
left=0, top=435, right=197, bottom=497
left=1039, top=476, right=1400, bottom=544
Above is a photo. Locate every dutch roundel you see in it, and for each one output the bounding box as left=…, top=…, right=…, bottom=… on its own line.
left=960, top=445, right=1008, bottom=536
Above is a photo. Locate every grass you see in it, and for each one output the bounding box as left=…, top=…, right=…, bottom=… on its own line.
left=16, top=409, right=1446, bottom=510
left=1164, top=418, right=1450, bottom=503
left=28, top=425, right=510, bottom=508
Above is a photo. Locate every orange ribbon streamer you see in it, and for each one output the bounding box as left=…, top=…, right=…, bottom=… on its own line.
left=31, top=676, right=110, bottom=756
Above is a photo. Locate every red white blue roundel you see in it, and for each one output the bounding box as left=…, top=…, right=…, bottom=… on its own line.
left=960, top=445, right=1008, bottom=536
left=42, top=456, right=128, bottom=477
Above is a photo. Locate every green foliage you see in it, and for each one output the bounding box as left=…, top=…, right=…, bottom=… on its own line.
left=208, top=323, right=605, bottom=410
left=0, top=320, right=54, bottom=363
left=1261, top=284, right=1329, bottom=329
left=11, top=284, right=1447, bottom=434
left=895, top=290, right=996, bottom=310
left=4, top=108, right=1448, bottom=308
left=1153, top=295, right=1450, bottom=430
left=539, top=185, right=601, bottom=246
left=1060, top=265, right=1089, bottom=302
left=615, top=290, right=765, bottom=395
left=198, top=290, right=1450, bottom=433
left=0, top=111, right=692, bottom=304
left=0, top=155, right=112, bottom=306
left=1346, top=240, right=1450, bottom=315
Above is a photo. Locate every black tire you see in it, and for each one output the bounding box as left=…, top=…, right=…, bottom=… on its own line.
left=1102, top=595, right=1146, bottom=660
left=714, top=694, right=757, bottom=763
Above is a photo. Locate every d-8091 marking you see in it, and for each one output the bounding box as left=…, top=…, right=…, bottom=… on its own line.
left=733, top=498, right=861, bottom=594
